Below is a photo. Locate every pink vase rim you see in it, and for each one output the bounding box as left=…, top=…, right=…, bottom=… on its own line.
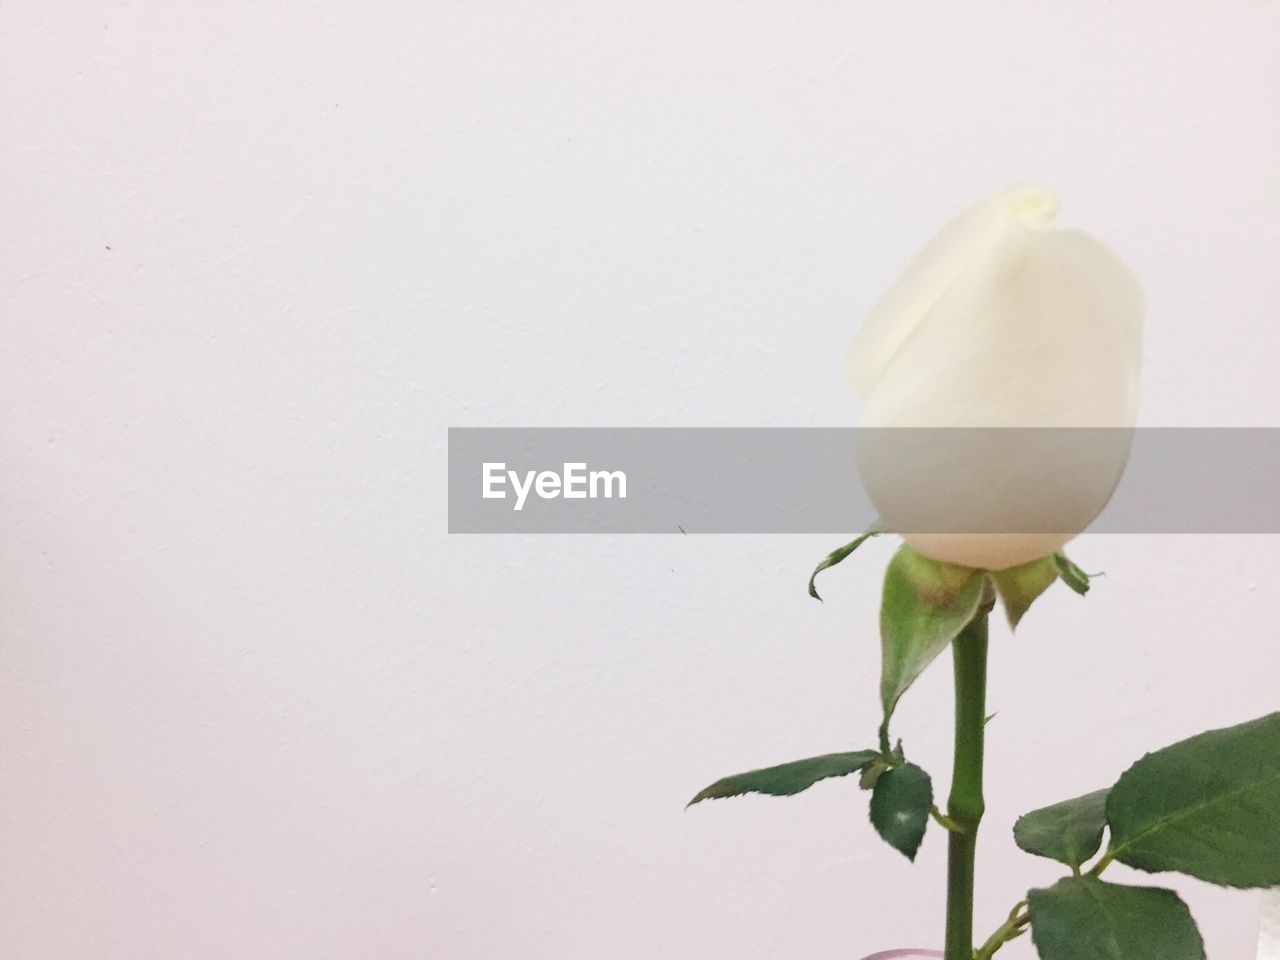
left=861, top=952, right=944, bottom=960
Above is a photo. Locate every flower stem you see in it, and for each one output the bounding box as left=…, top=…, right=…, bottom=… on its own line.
left=944, top=608, right=990, bottom=960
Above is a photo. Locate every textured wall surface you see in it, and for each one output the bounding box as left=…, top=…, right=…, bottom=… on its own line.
left=3, top=3, right=1279, bottom=958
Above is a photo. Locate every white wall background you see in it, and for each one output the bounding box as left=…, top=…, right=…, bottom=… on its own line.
left=3, top=3, right=1279, bottom=958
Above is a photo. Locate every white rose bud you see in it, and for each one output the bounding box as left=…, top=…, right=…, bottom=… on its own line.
left=848, top=187, right=1144, bottom=571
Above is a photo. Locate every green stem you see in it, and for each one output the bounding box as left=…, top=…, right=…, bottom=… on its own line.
left=944, top=608, right=990, bottom=960
left=974, top=901, right=1029, bottom=960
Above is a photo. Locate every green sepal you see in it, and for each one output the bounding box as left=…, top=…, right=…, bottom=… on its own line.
left=807, top=523, right=883, bottom=601
left=1013, top=789, right=1108, bottom=869
left=1051, top=553, right=1091, bottom=595
left=879, top=546, right=983, bottom=735
left=868, top=762, right=932, bottom=861
left=1028, top=877, right=1204, bottom=960
left=688, top=750, right=881, bottom=807
left=989, top=556, right=1058, bottom=629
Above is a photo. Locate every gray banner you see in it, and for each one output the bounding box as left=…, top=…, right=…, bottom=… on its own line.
left=447, top=428, right=1280, bottom=534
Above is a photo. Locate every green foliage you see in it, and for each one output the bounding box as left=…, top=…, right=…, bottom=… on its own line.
left=1051, top=553, right=1090, bottom=595
left=869, top=762, right=933, bottom=861
left=1013, top=789, right=1108, bottom=869
left=1105, top=711, right=1280, bottom=887
left=807, top=525, right=882, bottom=601
left=858, top=758, right=889, bottom=790
left=698, top=531, right=1280, bottom=958
left=1028, top=877, right=1204, bottom=960
left=688, top=751, right=881, bottom=806
left=989, top=556, right=1058, bottom=629
left=1006, top=713, right=1280, bottom=960
left=879, top=546, right=983, bottom=732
